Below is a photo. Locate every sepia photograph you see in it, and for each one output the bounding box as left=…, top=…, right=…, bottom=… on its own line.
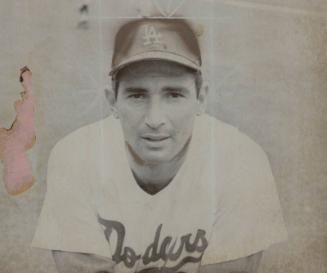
left=0, top=1, right=326, bottom=273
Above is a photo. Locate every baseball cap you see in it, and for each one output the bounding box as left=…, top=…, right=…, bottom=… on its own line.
left=110, top=18, right=202, bottom=77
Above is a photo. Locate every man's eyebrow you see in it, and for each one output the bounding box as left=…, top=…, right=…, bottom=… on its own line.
left=123, top=87, right=148, bottom=93
left=163, top=86, right=190, bottom=93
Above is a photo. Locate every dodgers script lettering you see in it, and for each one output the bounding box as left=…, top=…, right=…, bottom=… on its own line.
left=98, top=216, right=208, bottom=271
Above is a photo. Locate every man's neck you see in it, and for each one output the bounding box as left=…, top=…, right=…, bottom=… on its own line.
left=125, top=138, right=191, bottom=195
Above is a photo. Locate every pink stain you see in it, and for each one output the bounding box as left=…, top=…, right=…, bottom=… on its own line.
left=0, top=67, right=36, bottom=195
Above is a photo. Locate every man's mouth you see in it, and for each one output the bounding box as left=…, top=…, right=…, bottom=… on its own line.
left=141, top=134, right=170, bottom=142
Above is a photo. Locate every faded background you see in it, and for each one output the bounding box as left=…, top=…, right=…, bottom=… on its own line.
left=0, top=0, right=326, bottom=273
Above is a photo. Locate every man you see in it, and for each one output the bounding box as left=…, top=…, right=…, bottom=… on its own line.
left=32, top=19, right=287, bottom=273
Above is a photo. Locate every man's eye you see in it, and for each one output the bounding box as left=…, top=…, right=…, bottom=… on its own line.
left=167, top=92, right=184, bottom=98
left=128, top=94, right=146, bottom=99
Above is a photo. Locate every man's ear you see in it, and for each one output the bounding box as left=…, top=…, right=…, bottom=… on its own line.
left=197, top=83, right=208, bottom=116
left=104, top=88, right=119, bottom=118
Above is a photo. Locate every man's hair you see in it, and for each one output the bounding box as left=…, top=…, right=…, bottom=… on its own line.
left=111, top=60, right=203, bottom=99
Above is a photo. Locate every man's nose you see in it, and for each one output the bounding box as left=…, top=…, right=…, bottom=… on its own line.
left=144, top=99, right=166, bottom=129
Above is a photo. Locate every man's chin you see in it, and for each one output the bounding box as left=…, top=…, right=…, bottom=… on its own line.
left=126, top=142, right=172, bottom=166
left=139, top=152, right=171, bottom=166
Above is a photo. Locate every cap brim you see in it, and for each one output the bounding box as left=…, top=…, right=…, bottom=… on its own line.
left=109, top=51, right=200, bottom=76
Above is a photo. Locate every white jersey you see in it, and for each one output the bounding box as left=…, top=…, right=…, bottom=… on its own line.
left=32, top=114, right=287, bottom=273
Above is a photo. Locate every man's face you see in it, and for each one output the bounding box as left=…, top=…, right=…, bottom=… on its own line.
left=111, top=61, right=205, bottom=165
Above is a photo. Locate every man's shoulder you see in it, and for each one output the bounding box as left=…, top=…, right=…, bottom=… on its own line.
left=200, top=113, right=267, bottom=160
left=50, top=115, right=119, bottom=159
left=201, top=116, right=287, bottom=265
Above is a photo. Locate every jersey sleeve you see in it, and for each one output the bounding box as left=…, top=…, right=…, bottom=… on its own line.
left=202, top=130, right=288, bottom=265
left=31, top=134, right=112, bottom=258
left=52, top=250, right=115, bottom=273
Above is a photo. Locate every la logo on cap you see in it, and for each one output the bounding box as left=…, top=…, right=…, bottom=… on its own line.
left=143, top=25, right=162, bottom=46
